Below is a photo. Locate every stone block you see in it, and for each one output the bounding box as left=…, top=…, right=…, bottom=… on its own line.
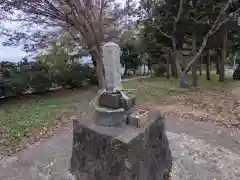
left=94, top=106, right=127, bottom=127
left=128, top=109, right=149, bottom=128
left=70, top=110, right=172, bottom=180
left=99, top=92, right=121, bottom=109
left=121, top=94, right=136, bottom=111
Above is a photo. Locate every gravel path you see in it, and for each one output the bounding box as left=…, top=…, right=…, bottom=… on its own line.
left=1, top=117, right=240, bottom=180
left=169, top=132, right=240, bottom=180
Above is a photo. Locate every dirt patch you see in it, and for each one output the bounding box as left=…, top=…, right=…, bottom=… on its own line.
left=232, top=87, right=240, bottom=99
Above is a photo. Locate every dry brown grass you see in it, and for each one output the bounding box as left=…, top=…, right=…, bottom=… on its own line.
left=124, top=75, right=240, bottom=128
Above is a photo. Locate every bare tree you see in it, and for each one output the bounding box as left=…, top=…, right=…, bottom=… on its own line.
left=0, top=0, right=124, bottom=89
left=180, top=0, right=240, bottom=88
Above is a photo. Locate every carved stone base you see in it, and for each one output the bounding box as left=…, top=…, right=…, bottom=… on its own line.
left=94, top=106, right=127, bottom=127
left=70, top=110, right=172, bottom=180
left=98, top=92, right=122, bottom=109
left=122, top=94, right=136, bottom=111
left=98, top=92, right=136, bottom=111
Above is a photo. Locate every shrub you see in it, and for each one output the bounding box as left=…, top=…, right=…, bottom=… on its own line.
left=85, top=67, right=98, bottom=85
left=30, top=63, right=53, bottom=94
left=0, top=59, right=99, bottom=99
left=0, top=71, right=28, bottom=97
left=56, top=64, right=88, bottom=88
left=0, top=80, right=4, bottom=97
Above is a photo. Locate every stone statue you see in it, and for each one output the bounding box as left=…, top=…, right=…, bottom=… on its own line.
left=102, top=42, right=122, bottom=91
left=70, top=42, right=172, bottom=180
left=94, top=42, right=135, bottom=127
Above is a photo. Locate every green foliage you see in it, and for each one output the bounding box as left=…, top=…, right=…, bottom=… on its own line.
left=0, top=84, right=4, bottom=97
left=56, top=63, right=87, bottom=88
left=3, top=72, right=28, bottom=97
left=0, top=56, right=97, bottom=98
left=120, top=38, right=142, bottom=74
left=35, top=41, right=70, bottom=72
left=0, top=61, right=17, bottom=78
left=152, top=63, right=167, bottom=77
left=231, top=35, right=240, bottom=64
left=29, top=62, right=53, bottom=94
left=0, top=61, right=29, bottom=97
left=85, top=67, right=98, bottom=85
left=139, top=0, right=232, bottom=58
left=34, top=41, right=98, bottom=88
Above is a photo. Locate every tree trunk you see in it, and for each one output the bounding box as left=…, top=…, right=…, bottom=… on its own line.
left=219, top=31, right=227, bottom=82
left=167, top=52, right=170, bottom=79
left=206, top=50, right=211, bottom=81
left=171, top=51, right=180, bottom=78
left=96, top=60, right=105, bottom=89
left=91, top=51, right=105, bottom=89
left=90, top=51, right=97, bottom=68
left=192, top=32, right=197, bottom=87
left=147, top=59, right=152, bottom=75
left=176, top=57, right=181, bottom=78
left=216, top=51, right=220, bottom=74
left=180, top=72, right=188, bottom=88
left=170, top=52, right=176, bottom=77
left=178, top=0, right=239, bottom=88
left=178, top=3, right=233, bottom=88
left=199, top=54, right=202, bottom=75
left=192, top=60, right=197, bottom=86
left=124, top=63, right=128, bottom=76
left=133, top=69, right=136, bottom=75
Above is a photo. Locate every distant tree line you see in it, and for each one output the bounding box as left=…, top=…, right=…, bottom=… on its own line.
left=137, top=0, right=240, bottom=87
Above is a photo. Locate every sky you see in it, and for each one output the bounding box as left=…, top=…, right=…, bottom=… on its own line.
left=0, top=20, right=26, bottom=62
left=0, top=45, right=26, bottom=62
left=0, top=0, right=133, bottom=63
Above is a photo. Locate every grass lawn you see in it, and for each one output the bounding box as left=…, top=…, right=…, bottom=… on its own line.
left=123, top=74, right=238, bottom=103
left=0, top=88, right=96, bottom=154
left=0, top=74, right=239, bottom=154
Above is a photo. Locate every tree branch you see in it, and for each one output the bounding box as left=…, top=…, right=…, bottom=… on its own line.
left=183, top=1, right=240, bottom=75
left=99, top=0, right=105, bottom=23
left=188, top=17, right=211, bottom=26
left=157, top=28, right=172, bottom=39
left=171, top=0, right=184, bottom=52
left=176, top=0, right=183, bottom=23
left=98, top=0, right=105, bottom=38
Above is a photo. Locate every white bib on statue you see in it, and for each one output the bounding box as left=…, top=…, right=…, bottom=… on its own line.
left=102, top=42, right=122, bottom=91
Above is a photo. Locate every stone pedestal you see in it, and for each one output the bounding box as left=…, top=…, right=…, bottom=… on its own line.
left=98, top=92, right=136, bottom=110
left=94, top=92, right=136, bottom=128
left=98, top=92, right=122, bottom=109
left=94, top=107, right=127, bottom=127
left=70, top=110, right=172, bottom=180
